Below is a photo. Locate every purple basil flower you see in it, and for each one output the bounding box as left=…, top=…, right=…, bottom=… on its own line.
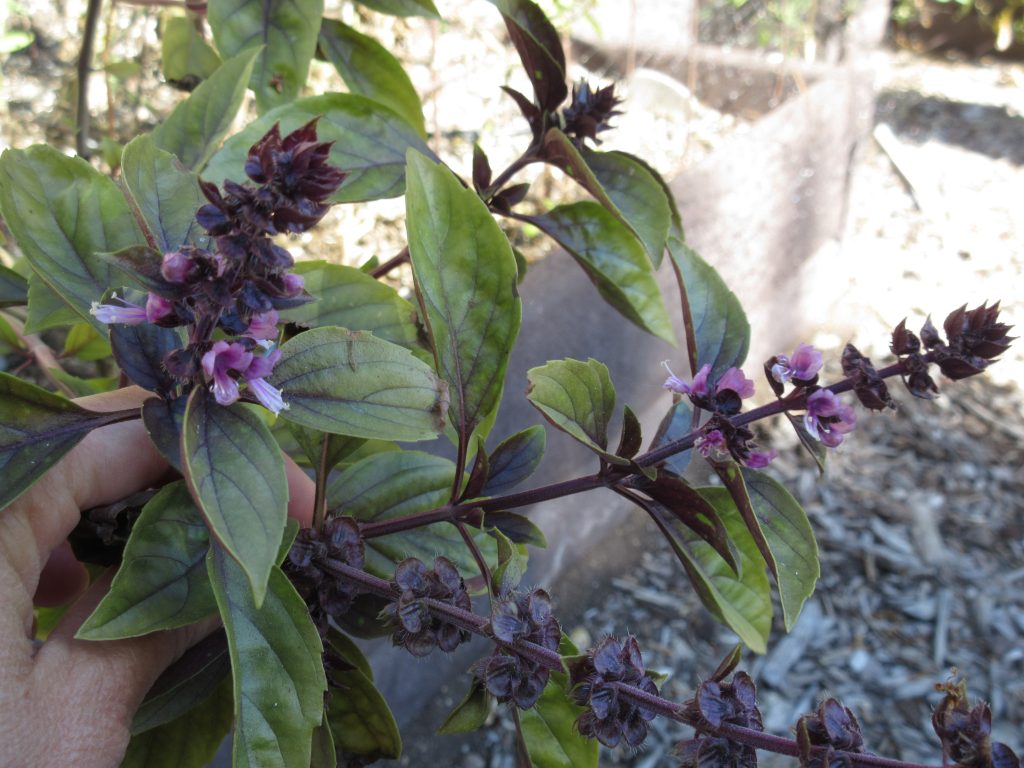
left=663, top=361, right=711, bottom=397
left=161, top=250, right=194, bottom=283
left=201, top=341, right=253, bottom=406
left=697, top=429, right=728, bottom=458
left=771, top=343, right=823, bottom=384
left=746, top=449, right=777, bottom=469
left=91, top=293, right=174, bottom=325
left=664, top=362, right=754, bottom=400
left=245, top=310, right=280, bottom=341
left=243, top=348, right=287, bottom=415
left=282, top=272, right=305, bottom=296
left=804, top=389, right=857, bottom=448
left=717, top=367, right=755, bottom=399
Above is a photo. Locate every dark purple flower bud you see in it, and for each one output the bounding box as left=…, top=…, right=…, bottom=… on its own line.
left=560, top=80, right=622, bottom=146
left=665, top=362, right=754, bottom=416
left=161, top=250, right=196, bottom=283
left=804, top=389, right=856, bottom=448
left=841, top=343, right=895, bottom=411
left=282, top=272, right=305, bottom=296
left=931, top=676, right=1019, bottom=768
left=282, top=516, right=365, bottom=625
left=796, top=697, right=865, bottom=767
left=675, top=736, right=757, bottom=768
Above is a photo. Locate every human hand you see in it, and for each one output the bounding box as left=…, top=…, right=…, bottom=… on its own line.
left=0, top=387, right=314, bottom=767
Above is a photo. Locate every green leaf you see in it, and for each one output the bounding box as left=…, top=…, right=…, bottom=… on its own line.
left=142, top=395, right=187, bottom=472
left=526, top=358, right=624, bottom=464
left=529, top=203, right=674, bottom=343
left=24, top=273, right=80, bottom=333
left=280, top=260, right=421, bottom=351
left=286, top=423, right=365, bottom=473
left=355, top=0, right=441, bottom=18
left=488, top=0, right=567, bottom=112
left=132, top=631, right=231, bottom=734
left=650, top=399, right=694, bottom=478
left=437, top=679, right=491, bottom=735
left=326, top=450, right=496, bottom=579
left=310, top=715, right=336, bottom=768
left=740, top=468, right=819, bottom=631
left=110, top=320, right=184, bottom=394
left=152, top=47, right=261, bottom=171
left=483, top=425, right=546, bottom=497
left=0, top=372, right=130, bottom=510
left=325, top=627, right=373, bottom=679
left=62, top=322, right=112, bottom=361
left=0, top=263, right=28, bottom=308
left=77, top=482, right=215, bottom=640
left=208, top=549, right=326, bottom=768
left=183, top=389, right=288, bottom=605
left=205, top=93, right=437, bottom=202
left=656, top=487, right=772, bottom=652
left=121, top=677, right=233, bottom=768
left=405, top=151, right=522, bottom=446
left=319, top=19, right=425, bottom=137
left=786, top=412, right=827, bottom=476
left=482, top=511, right=547, bottom=548
left=47, top=370, right=118, bottom=397
left=271, top=326, right=448, bottom=441
left=207, top=0, right=323, bottom=113
left=491, top=527, right=528, bottom=594
left=0, top=146, right=144, bottom=330
left=161, top=15, right=222, bottom=85
left=583, top=149, right=672, bottom=266
left=518, top=675, right=598, bottom=768
left=324, top=630, right=402, bottom=761
left=668, top=240, right=749, bottom=380
left=120, top=134, right=207, bottom=252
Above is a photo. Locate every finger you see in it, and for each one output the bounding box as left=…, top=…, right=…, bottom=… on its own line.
left=29, top=570, right=217, bottom=765
left=33, top=542, right=89, bottom=608
left=285, top=455, right=315, bottom=527
left=1, top=387, right=163, bottom=613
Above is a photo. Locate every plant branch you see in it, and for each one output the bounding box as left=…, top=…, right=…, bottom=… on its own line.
left=312, top=436, right=331, bottom=533
left=455, top=520, right=494, bottom=598
left=76, top=0, right=104, bottom=158
left=369, top=246, right=410, bottom=279
left=318, top=556, right=943, bottom=768
left=2, top=313, right=75, bottom=397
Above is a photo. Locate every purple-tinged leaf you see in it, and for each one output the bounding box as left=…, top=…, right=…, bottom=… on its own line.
left=526, top=203, right=674, bottom=342
left=526, top=358, right=626, bottom=465
left=650, top=399, right=695, bottom=478
left=0, top=372, right=136, bottom=511
left=271, top=326, right=448, bottom=441
left=120, top=677, right=233, bottom=768
left=110, top=321, right=183, bottom=395
left=208, top=0, right=323, bottom=113
left=582, top=149, right=672, bottom=266
left=0, top=264, right=27, bottom=308
left=324, top=628, right=402, bottom=760
left=616, top=404, right=644, bottom=460
left=152, top=48, right=260, bottom=171
left=484, top=511, right=548, bottom=548
left=120, top=135, right=206, bottom=253
left=76, top=482, right=216, bottom=640
left=142, top=396, right=187, bottom=472
left=0, top=145, right=145, bottom=331
left=668, top=239, right=750, bottom=380
left=483, top=425, right=546, bottom=497
left=649, top=487, right=771, bottom=652
left=437, top=679, right=492, bottom=735
left=712, top=463, right=820, bottom=631
left=488, top=0, right=567, bottom=112
left=131, top=630, right=230, bottom=735
left=319, top=18, right=425, bottom=137
left=208, top=547, right=326, bottom=768
left=405, top=151, right=521, bottom=452
left=785, top=412, right=827, bottom=476
left=355, top=0, right=440, bottom=18
left=183, top=388, right=288, bottom=605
